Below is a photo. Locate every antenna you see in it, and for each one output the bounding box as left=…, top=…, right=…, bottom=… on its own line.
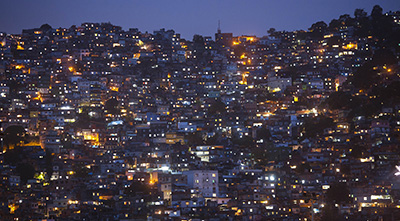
left=218, top=20, right=221, bottom=33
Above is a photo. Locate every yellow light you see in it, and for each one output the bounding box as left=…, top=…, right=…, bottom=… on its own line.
left=136, top=40, right=144, bottom=47
left=68, top=200, right=79, bottom=204
left=272, top=87, right=281, bottom=93
left=68, top=67, right=74, bottom=72
left=84, top=133, right=99, bottom=142
left=110, top=86, right=119, bottom=92
left=343, top=43, right=357, bottom=50
left=239, top=73, right=247, bottom=85
left=235, top=209, right=242, bottom=216
left=17, top=44, right=24, bottom=50
left=33, top=93, right=42, bottom=101
left=35, top=172, right=45, bottom=181
left=15, top=65, right=24, bottom=69
left=9, top=204, right=18, bottom=214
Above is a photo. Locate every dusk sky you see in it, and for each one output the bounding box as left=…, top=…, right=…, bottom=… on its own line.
left=1, top=0, right=399, bottom=39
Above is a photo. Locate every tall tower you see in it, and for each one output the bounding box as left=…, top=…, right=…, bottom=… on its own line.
left=215, top=20, right=232, bottom=45
left=215, top=20, right=222, bottom=41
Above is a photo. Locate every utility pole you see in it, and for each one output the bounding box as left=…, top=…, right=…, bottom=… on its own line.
left=311, top=199, right=314, bottom=221
left=303, top=192, right=316, bottom=221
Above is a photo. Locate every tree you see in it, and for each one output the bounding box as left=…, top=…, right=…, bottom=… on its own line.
left=4, top=125, right=27, bottom=149
left=208, top=99, right=226, bottom=115
left=267, top=28, right=276, bottom=36
left=309, top=21, right=327, bottom=39
left=349, top=144, right=367, bottom=158
left=295, top=162, right=311, bottom=173
left=7, top=80, right=24, bottom=99
left=73, top=163, right=90, bottom=178
left=3, top=147, right=22, bottom=165
left=354, top=8, right=367, bottom=20
left=351, top=63, right=378, bottom=90
left=232, top=135, right=255, bottom=148
left=326, top=182, right=352, bottom=204
left=16, top=163, right=36, bottom=184
left=354, top=8, right=371, bottom=37
left=251, top=147, right=268, bottom=165
left=283, top=66, right=300, bottom=80
left=325, top=91, right=360, bottom=110
left=372, top=48, right=397, bottom=66
left=186, top=132, right=204, bottom=145
left=302, top=116, right=334, bottom=139
left=40, top=23, right=52, bottom=31
left=328, top=19, right=341, bottom=32
left=124, top=181, right=151, bottom=196
left=105, top=98, right=119, bottom=115
left=69, top=25, right=77, bottom=31
left=193, top=34, right=204, bottom=45
left=371, top=5, right=383, bottom=20
left=322, top=184, right=351, bottom=220
left=350, top=47, right=397, bottom=90
left=45, top=148, right=53, bottom=180
left=338, top=14, right=354, bottom=27
left=256, top=126, right=271, bottom=141
left=320, top=205, right=343, bottom=221
left=75, top=108, right=91, bottom=129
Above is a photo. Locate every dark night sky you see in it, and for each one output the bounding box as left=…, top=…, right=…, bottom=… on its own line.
left=1, top=0, right=399, bottom=39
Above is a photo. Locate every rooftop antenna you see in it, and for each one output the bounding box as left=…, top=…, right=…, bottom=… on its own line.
left=218, top=20, right=221, bottom=34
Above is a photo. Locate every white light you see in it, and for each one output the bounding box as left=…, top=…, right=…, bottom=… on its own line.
left=161, top=166, right=169, bottom=171
left=395, top=166, right=400, bottom=176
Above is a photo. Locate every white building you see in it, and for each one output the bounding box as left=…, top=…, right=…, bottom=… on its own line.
left=183, top=170, right=218, bottom=198
left=267, top=74, right=292, bottom=92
